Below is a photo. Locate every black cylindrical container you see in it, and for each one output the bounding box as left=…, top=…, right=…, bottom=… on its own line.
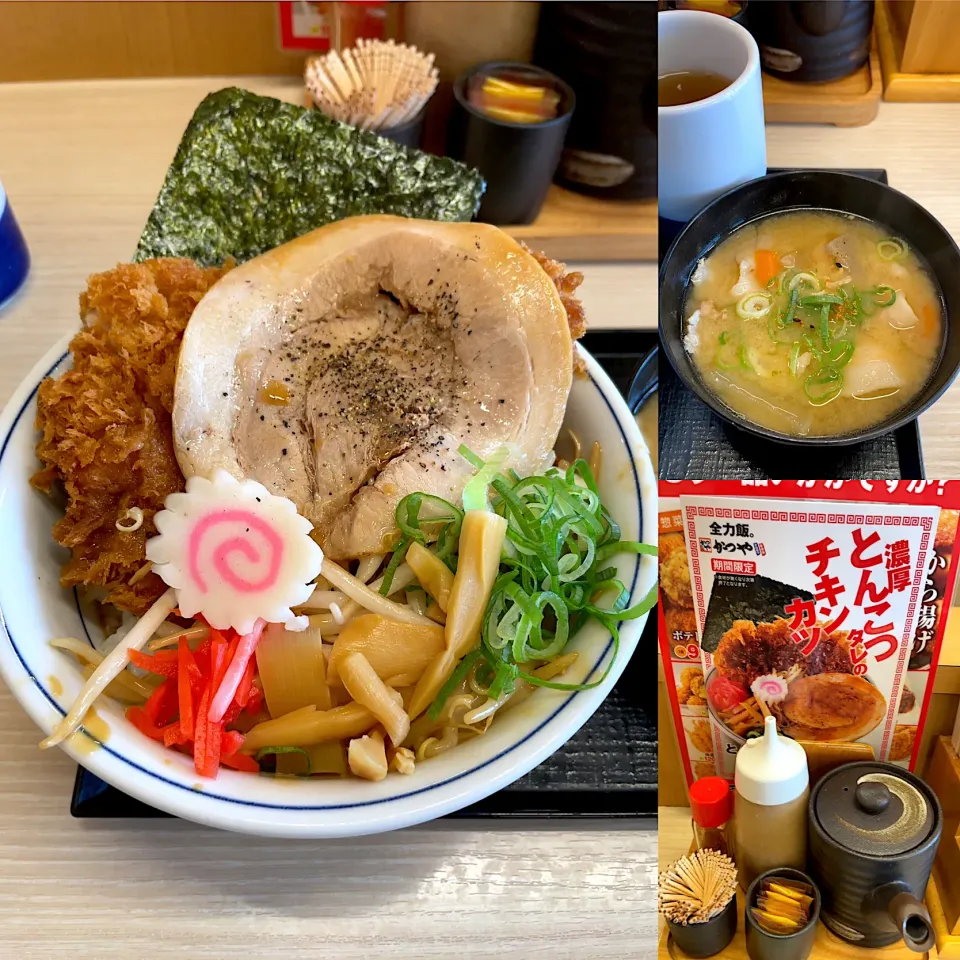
left=448, top=62, right=574, bottom=225
left=533, top=1, right=656, bottom=200
left=378, top=107, right=426, bottom=150
left=747, top=0, right=874, bottom=83
left=808, top=762, right=941, bottom=952
left=665, top=892, right=738, bottom=958
left=658, top=1, right=749, bottom=26
left=744, top=868, right=820, bottom=960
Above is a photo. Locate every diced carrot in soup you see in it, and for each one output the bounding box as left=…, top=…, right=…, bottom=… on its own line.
left=754, top=249, right=779, bottom=286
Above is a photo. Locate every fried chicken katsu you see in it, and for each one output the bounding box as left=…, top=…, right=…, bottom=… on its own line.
left=31, top=258, right=231, bottom=614
left=936, top=508, right=959, bottom=549
left=713, top=618, right=853, bottom=688
left=659, top=532, right=692, bottom=608
left=664, top=605, right=698, bottom=642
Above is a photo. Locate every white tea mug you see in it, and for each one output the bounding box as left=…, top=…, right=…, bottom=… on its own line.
left=658, top=10, right=767, bottom=223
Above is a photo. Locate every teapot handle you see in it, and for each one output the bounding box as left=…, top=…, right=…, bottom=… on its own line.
left=887, top=890, right=936, bottom=953
left=790, top=0, right=848, bottom=36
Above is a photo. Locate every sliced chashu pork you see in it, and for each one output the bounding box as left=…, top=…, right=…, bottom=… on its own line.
left=173, top=215, right=573, bottom=559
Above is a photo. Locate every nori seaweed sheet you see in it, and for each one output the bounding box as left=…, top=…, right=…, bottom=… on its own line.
left=135, top=87, right=485, bottom=266
left=700, top=574, right=814, bottom=653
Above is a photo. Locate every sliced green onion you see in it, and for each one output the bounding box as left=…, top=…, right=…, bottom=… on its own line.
left=458, top=446, right=485, bottom=469
left=487, top=660, right=519, bottom=701
left=256, top=746, right=311, bottom=773
left=825, top=339, right=854, bottom=368
left=819, top=304, right=832, bottom=347
left=428, top=649, right=482, bottom=721
left=804, top=366, right=844, bottom=406
left=801, top=333, right=822, bottom=360
left=877, top=238, right=907, bottom=261
left=739, top=344, right=754, bottom=372
left=788, top=342, right=801, bottom=377
left=719, top=330, right=730, bottom=345
left=870, top=285, right=897, bottom=308
left=767, top=311, right=790, bottom=344
left=716, top=343, right=738, bottom=370
left=402, top=450, right=661, bottom=708
left=799, top=294, right=844, bottom=307
left=788, top=271, right=819, bottom=292
left=736, top=291, right=773, bottom=320
left=595, top=540, right=656, bottom=564
left=831, top=317, right=849, bottom=341
left=382, top=493, right=463, bottom=593
left=460, top=443, right=510, bottom=512
left=784, top=287, right=800, bottom=326
left=379, top=536, right=410, bottom=596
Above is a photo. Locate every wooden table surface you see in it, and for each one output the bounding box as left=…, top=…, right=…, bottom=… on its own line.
left=0, top=76, right=657, bottom=959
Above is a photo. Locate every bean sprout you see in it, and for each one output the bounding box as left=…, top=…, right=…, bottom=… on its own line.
left=406, top=590, right=427, bottom=618
left=355, top=555, right=384, bottom=584
left=41, top=587, right=178, bottom=748
left=464, top=691, right=515, bottom=725
left=416, top=726, right=458, bottom=761
left=115, top=507, right=144, bottom=532
left=321, top=559, right=432, bottom=627
left=301, top=590, right=347, bottom=609
left=128, top=561, right=153, bottom=585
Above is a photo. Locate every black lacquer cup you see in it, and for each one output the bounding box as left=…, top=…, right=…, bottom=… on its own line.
left=665, top=893, right=738, bottom=958
left=744, top=868, right=820, bottom=960
left=448, top=61, right=574, bottom=225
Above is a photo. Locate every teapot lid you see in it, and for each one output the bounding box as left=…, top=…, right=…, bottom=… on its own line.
left=813, top=762, right=936, bottom=857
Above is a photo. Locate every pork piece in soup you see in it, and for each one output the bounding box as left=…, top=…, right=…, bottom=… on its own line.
left=683, top=211, right=943, bottom=437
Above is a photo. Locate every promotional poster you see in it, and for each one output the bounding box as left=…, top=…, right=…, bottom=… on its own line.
left=659, top=481, right=960, bottom=786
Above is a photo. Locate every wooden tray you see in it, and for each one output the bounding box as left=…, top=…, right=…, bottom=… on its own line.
left=762, top=39, right=882, bottom=127
left=502, top=186, right=656, bottom=262
left=876, top=0, right=960, bottom=102
left=658, top=886, right=931, bottom=959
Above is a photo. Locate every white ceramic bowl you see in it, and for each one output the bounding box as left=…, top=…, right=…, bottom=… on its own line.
left=0, top=337, right=656, bottom=837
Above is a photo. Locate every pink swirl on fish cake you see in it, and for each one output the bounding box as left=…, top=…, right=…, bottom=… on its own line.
left=188, top=509, right=284, bottom=595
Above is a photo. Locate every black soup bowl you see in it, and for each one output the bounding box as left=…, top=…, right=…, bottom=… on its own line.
left=659, top=170, right=960, bottom=446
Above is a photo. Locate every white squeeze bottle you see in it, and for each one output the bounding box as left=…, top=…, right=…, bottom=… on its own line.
left=733, top=715, right=810, bottom=890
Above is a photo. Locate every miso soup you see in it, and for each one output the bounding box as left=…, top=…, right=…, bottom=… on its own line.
left=683, top=211, right=943, bottom=437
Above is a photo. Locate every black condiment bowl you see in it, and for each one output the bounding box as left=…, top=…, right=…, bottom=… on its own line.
left=665, top=891, right=738, bottom=958
left=744, top=868, right=820, bottom=960
left=448, top=61, right=575, bottom=225
left=659, top=170, right=960, bottom=447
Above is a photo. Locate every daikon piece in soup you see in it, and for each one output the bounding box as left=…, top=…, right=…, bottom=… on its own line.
left=682, top=211, right=943, bottom=437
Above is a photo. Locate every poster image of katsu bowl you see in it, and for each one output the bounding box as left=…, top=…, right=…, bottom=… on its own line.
left=681, top=495, right=946, bottom=778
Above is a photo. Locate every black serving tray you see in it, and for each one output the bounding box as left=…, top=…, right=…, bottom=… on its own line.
left=71, top=329, right=659, bottom=821
left=658, top=168, right=925, bottom=481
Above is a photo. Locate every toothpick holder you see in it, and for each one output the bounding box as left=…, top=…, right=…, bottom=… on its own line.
left=666, top=894, right=738, bottom=958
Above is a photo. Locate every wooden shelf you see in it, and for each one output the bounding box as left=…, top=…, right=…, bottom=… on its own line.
left=762, top=39, right=882, bottom=127
left=659, top=890, right=929, bottom=959
left=924, top=738, right=960, bottom=958
left=658, top=818, right=933, bottom=959
left=877, top=0, right=960, bottom=102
